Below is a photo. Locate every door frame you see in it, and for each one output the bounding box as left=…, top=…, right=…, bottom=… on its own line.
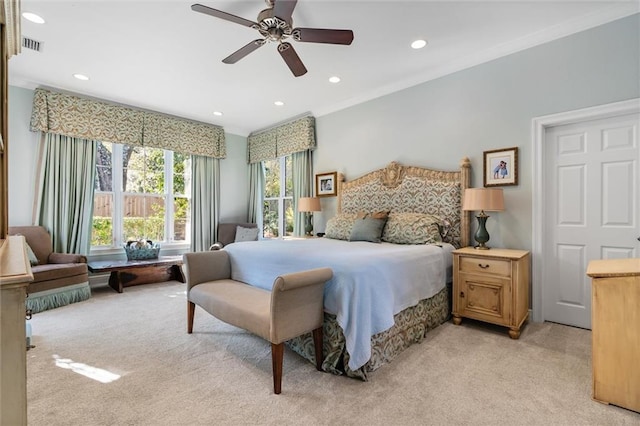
left=531, top=98, right=640, bottom=323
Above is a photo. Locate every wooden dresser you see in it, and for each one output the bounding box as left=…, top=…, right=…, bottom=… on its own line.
left=452, top=247, right=530, bottom=339
left=587, top=258, right=640, bottom=413
left=0, top=236, right=33, bottom=425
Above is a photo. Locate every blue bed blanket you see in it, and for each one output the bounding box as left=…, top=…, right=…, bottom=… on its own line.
left=224, top=238, right=454, bottom=370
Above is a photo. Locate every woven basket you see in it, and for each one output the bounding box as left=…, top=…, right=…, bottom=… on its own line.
left=124, top=246, right=160, bottom=261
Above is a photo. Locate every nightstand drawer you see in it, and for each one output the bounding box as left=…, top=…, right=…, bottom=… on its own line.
left=459, top=256, right=511, bottom=277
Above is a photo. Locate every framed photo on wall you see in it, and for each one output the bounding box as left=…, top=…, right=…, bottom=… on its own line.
left=484, top=147, right=518, bottom=187
left=315, top=171, right=337, bottom=197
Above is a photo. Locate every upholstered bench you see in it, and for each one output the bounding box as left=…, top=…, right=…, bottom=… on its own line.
left=183, top=250, right=332, bottom=394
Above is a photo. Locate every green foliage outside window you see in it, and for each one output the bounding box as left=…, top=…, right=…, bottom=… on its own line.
left=124, top=216, right=165, bottom=242
left=92, top=217, right=112, bottom=246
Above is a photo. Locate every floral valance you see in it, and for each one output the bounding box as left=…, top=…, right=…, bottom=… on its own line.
left=30, top=88, right=226, bottom=158
left=142, top=111, right=226, bottom=158
left=247, top=116, right=315, bottom=164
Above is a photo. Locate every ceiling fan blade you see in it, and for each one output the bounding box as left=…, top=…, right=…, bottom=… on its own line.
left=222, top=39, right=266, bottom=64
left=191, top=3, right=257, bottom=28
left=278, top=42, right=307, bottom=77
left=272, top=0, right=298, bottom=23
left=293, top=28, right=354, bottom=45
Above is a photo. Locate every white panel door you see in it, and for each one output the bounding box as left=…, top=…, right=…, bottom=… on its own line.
left=544, top=112, right=639, bottom=329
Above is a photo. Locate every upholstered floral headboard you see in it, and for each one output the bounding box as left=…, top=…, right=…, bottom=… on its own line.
left=337, top=159, right=472, bottom=248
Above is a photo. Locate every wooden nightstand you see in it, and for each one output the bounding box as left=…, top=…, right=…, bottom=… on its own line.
left=452, top=247, right=530, bottom=339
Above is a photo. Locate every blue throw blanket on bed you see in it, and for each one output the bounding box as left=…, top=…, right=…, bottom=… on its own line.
left=224, top=238, right=453, bottom=371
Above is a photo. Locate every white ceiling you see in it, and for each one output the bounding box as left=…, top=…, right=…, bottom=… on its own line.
left=9, top=1, right=639, bottom=136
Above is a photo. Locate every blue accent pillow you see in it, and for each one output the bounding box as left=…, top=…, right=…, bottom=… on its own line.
left=349, top=217, right=387, bottom=243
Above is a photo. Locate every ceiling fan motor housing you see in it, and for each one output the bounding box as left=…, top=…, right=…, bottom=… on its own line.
left=257, top=8, right=292, bottom=41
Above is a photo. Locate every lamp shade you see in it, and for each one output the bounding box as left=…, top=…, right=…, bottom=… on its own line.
left=297, top=197, right=321, bottom=212
left=462, top=188, right=505, bottom=212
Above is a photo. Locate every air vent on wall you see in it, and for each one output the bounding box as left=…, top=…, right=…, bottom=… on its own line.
left=22, top=36, right=43, bottom=52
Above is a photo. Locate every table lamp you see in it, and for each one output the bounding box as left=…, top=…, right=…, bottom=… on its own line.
left=297, top=197, right=321, bottom=236
left=462, top=188, right=504, bottom=249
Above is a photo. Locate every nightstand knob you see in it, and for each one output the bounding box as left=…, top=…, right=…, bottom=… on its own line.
left=478, top=263, right=490, bottom=269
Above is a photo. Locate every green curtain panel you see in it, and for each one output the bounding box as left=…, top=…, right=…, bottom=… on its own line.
left=247, top=162, right=265, bottom=230
left=190, top=154, right=220, bottom=252
left=35, top=133, right=97, bottom=255
left=292, top=150, right=313, bottom=237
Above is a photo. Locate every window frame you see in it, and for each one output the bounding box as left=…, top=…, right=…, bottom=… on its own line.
left=90, top=142, right=191, bottom=255
left=262, top=155, right=293, bottom=239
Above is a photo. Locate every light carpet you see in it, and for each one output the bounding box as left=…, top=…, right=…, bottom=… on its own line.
left=26, top=281, right=639, bottom=425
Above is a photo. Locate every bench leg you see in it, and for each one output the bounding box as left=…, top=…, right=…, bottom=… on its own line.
left=187, top=301, right=195, bottom=334
left=312, top=327, right=323, bottom=371
left=271, top=342, right=284, bottom=395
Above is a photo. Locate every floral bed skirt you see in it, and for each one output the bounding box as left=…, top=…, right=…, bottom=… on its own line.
left=287, top=283, right=450, bottom=381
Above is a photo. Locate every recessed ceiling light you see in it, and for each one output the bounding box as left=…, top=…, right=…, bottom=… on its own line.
left=329, top=76, right=341, bottom=83
left=73, top=73, right=90, bottom=81
left=411, top=39, right=427, bottom=49
left=22, top=12, right=45, bottom=24
left=274, top=101, right=284, bottom=106
left=213, top=111, right=223, bottom=116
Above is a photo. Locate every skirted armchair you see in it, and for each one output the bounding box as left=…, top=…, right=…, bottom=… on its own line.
left=8, top=226, right=90, bottom=313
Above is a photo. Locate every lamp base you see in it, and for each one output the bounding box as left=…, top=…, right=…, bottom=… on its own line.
left=305, top=214, right=314, bottom=236
left=473, top=212, right=492, bottom=250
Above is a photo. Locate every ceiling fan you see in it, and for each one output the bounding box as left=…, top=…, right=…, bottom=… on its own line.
left=191, top=0, right=354, bottom=77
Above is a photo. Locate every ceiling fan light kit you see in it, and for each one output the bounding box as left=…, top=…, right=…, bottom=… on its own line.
left=191, top=0, right=354, bottom=77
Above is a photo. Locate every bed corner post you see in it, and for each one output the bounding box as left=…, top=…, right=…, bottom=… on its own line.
left=337, top=173, right=345, bottom=213
left=460, top=157, right=472, bottom=248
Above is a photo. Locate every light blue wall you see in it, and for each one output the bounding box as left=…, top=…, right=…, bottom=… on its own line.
left=219, top=132, right=249, bottom=222
left=313, top=14, right=640, bottom=250
left=8, top=14, right=639, bottom=253
left=8, top=86, right=39, bottom=225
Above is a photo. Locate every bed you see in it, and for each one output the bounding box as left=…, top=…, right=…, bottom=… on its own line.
left=224, top=159, right=471, bottom=380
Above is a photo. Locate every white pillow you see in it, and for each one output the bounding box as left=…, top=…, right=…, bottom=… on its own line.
left=234, top=226, right=259, bottom=243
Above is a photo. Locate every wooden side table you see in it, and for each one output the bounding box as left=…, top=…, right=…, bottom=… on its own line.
left=587, top=258, right=640, bottom=413
left=452, top=247, right=530, bottom=339
left=88, top=256, right=185, bottom=293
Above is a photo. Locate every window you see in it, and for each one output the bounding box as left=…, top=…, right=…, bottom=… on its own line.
left=92, top=142, right=191, bottom=248
left=263, top=156, right=293, bottom=238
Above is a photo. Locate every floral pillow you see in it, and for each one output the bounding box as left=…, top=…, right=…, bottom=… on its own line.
left=324, top=213, right=358, bottom=241
left=382, top=212, right=443, bottom=245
